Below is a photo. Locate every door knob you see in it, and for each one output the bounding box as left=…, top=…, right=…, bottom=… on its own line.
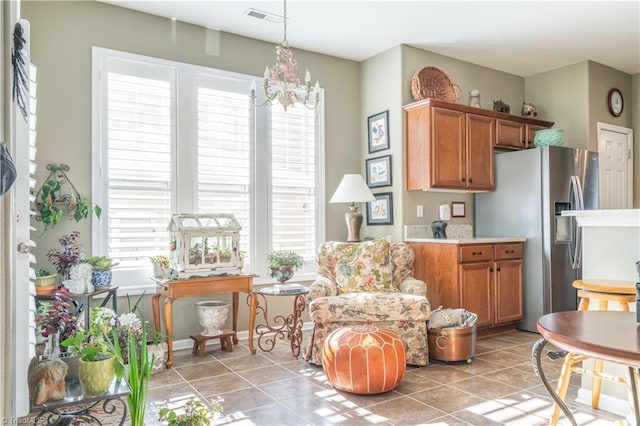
left=17, top=242, right=31, bottom=254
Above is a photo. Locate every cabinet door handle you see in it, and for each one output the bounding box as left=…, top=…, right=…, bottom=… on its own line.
left=472, top=251, right=483, bottom=256
left=505, top=249, right=514, bottom=254
left=489, top=267, right=494, bottom=272
left=497, top=267, right=502, bottom=272
left=522, top=140, right=526, bottom=145
left=461, top=177, right=466, bottom=182
left=468, top=177, right=473, bottom=183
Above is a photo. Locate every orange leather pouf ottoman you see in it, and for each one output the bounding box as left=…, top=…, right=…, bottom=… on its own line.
left=322, top=325, right=406, bottom=394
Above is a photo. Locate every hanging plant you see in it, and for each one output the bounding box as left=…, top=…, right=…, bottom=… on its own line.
left=34, top=163, right=102, bottom=232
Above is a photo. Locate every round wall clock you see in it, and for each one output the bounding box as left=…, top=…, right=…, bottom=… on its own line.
left=607, top=88, right=624, bottom=117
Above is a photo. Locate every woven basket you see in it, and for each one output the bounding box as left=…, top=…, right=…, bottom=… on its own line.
left=411, top=66, right=462, bottom=103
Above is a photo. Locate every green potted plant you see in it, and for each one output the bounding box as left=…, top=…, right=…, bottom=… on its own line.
left=158, top=397, right=223, bottom=426
left=84, top=256, right=119, bottom=289
left=266, top=250, right=304, bottom=284
left=61, top=307, right=124, bottom=396
left=34, top=164, right=102, bottom=233
left=34, top=269, right=58, bottom=296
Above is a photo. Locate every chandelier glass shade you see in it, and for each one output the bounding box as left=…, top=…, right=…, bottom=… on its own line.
left=250, top=0, right=320, bottom=111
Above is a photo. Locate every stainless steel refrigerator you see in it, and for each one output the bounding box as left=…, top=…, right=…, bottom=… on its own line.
left=475, top=146, right=599, bottom=332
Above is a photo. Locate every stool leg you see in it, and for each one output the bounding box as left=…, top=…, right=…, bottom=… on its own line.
left=621, top=302, right=630, bottom=312
left=577, top=296, right=590, bottom=311
left=198, top=340, right=206, bottom=357
left=552, top=353, right=577, bottom=425
left=192, top=340, right=199, bottom=355
left=592, top=359, right=604, bottom=409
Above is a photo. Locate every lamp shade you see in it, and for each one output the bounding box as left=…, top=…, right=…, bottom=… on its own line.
left=329, top=174, right=375, bottom=204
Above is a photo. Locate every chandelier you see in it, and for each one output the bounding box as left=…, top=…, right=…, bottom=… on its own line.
left=250, top=0, right=320, bottom=111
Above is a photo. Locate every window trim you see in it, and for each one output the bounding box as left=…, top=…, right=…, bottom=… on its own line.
left=91, top=47, right=325, bottom=292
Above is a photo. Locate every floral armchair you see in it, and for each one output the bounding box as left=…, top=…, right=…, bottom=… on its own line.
left=304, top=240, right=431, bottom=366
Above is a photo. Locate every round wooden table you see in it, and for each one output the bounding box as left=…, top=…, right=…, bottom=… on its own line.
left=533, top=311, right=640, bottom=425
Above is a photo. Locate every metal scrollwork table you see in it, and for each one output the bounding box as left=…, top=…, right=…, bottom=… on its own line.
left=32, top=375, right=130, bottom=425
left=254, top=286, right=308, bottom=357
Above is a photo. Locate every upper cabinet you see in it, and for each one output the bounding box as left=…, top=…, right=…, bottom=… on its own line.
left=495, top=120, right=550, bottom=149
left=404, top=99, right=553, bottom=191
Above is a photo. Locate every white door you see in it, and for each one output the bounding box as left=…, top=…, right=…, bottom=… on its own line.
left=597, top=122, right=633, bottom=209
left=3, top=17, right=36, bottom=416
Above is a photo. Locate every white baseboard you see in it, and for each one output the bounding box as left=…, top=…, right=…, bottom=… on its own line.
left=576, top=388, right=631, bottom=419
left=170, top=321, right=315, bottom=352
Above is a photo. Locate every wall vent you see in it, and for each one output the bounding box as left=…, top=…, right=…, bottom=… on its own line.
left=244, top=8, right=283, bottom=23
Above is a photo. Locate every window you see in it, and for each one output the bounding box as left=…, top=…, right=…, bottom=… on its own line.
left=92, top=48, right=324, bottom=290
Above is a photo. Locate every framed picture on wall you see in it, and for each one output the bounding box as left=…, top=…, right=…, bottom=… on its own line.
left=367, top=192, right=393, bottom=225
left=367, top=110, right=390, bottom=153
left=365, top=155, right=392, bottom=188
left=451, top=201, right=466, bottom=218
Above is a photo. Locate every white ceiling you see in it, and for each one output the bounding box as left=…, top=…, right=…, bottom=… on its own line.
left=101, top=0, right=640, bottom=77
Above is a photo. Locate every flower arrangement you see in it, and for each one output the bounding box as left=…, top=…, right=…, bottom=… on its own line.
left=149, top=255, right=171, bottom=268
left=46, top=231, right=84, bottom=279
left=62, top=307, right=120, bottom=363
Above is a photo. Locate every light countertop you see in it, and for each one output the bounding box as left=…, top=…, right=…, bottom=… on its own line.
left=405, top=237, right=526, bottom=244
left=561, top=209, right=640, bottom=227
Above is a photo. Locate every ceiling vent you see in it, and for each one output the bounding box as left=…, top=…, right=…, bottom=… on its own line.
left=244, top=8, right=284, bottom=24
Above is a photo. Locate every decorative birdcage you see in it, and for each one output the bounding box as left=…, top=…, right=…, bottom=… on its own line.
left=168, top=214, right=242, bottom=276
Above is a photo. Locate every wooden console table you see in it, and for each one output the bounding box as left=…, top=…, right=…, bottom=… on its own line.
left=151, top=274, right=257, bottom=368
left=533, top=311, right=640, bottom=425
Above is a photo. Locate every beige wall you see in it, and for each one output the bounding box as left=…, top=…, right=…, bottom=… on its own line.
left=22, top=1, right=357, bottom=341
left=359, top=46, right=403, bottom=241
left=587, top=61, right=634, bottom=151
left=525, top=61, right=589, bottom=149
left=525, top=61, right=637, bottom=205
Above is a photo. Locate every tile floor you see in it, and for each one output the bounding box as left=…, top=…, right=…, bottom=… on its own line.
left=143, top=331, right=624, bottom=425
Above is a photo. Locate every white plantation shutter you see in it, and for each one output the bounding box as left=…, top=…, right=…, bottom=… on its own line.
left=93, top=48, right=323, bottom=289
left=270, top=105, right=317, bottom=263
left=196, top=84, right=252, bottom=265
left=105, top=70, right=173, bottom=268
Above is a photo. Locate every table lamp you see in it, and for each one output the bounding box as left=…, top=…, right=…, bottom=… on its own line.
left=329, top=174, right=375, bottom=242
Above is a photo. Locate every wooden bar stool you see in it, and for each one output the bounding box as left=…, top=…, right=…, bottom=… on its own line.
left=551, top=279, right=636, bottom=425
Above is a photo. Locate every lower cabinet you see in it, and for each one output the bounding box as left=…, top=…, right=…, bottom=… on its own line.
left=409, top=241, right=524, bottom=333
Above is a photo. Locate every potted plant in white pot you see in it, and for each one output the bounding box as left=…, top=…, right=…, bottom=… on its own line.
left=84, top=256, right=119, bottom=289
left=150, top=255, right=172, bottom=279
left=266, top=250, right=304, bottom=284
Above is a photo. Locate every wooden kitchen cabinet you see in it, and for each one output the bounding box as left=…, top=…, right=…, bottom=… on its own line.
left=495, top=119, right=552, bottom=150
left=405, top=99, right=554, bottom=191
left=409, top=241, right=524, bottom=334
left=405, top=100, right=494, bottom=191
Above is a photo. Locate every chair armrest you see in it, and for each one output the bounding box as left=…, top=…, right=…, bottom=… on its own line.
left=307, top=275, right=337, bottom=303
left=399, top=277, right=427, bottom=297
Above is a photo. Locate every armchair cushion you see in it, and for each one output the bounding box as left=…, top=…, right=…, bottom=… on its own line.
left=309, top=292, right=430, bottom=323
left=334, top=240, right=395, bottom=293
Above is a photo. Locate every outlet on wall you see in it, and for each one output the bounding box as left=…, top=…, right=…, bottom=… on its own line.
left=417, top=205, right=423, bottom=218
left=439, top=204, right=451, bottom=221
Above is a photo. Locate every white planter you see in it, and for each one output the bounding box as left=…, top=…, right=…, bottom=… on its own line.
left=195, top=301, right=230, bottom=336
